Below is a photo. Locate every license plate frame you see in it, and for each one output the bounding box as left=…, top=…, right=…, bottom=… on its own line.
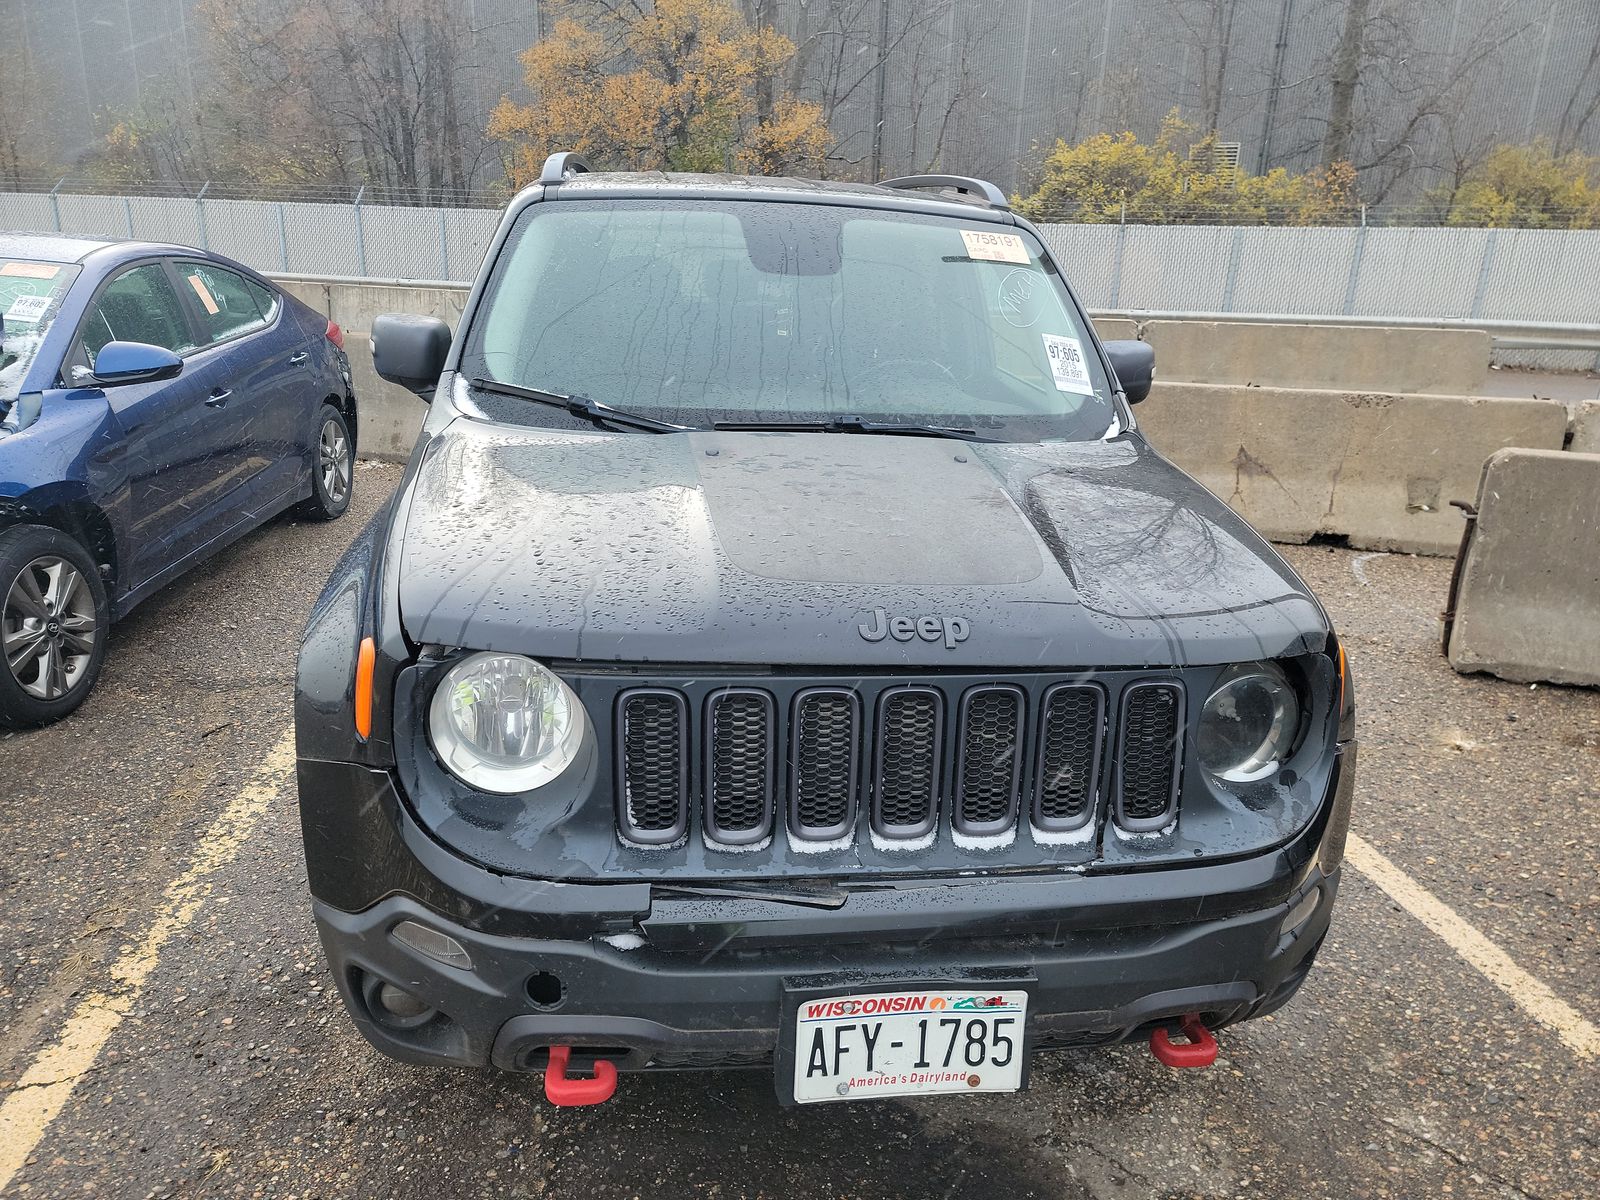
left=778, top=977, right=1034, bottom=1105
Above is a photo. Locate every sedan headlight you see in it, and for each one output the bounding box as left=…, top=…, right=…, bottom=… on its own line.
left=1196, top=661, right=1300, bottom=783
left=428, top=653, right=586, bottom=794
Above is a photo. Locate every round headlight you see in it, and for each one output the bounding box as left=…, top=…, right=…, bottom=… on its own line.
left=1196, top=662, right=1300, bottom=783
left=428, top=653, right=586, bottom=794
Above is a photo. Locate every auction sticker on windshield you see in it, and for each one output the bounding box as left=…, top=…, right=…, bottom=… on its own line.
left=960, top=228, right=1030, bottom=264
left=1042, top=333, right=1095, bottom=396
left=3, top=294, right=51, bottom=325
left=791, top=988, right=1027, bottom=1103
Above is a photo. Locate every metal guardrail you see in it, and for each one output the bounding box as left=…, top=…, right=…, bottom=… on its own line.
left=1093, top=309, right=1600, bottom=353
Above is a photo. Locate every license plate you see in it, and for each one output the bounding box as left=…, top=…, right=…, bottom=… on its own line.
left=791, top=988, right=1028, bottom=1103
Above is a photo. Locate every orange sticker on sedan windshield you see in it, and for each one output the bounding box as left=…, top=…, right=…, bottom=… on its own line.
left=1, top=261, right=61, bottom=279
left=187, top=273, right=221, bottom=315
left=960, top=229, right=1030, bottom=264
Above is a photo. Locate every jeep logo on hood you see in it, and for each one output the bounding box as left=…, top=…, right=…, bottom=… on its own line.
left=858, top=608, right=970, bottom=650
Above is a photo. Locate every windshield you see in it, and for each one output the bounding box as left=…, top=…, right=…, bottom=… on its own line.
left=0, top=259, right=80, bottom=410
left=461, top=199, right=1117, bottom=442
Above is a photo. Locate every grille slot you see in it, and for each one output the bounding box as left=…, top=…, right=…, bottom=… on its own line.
left=954, top=685, right=1024, bottom=835
left=789, top=689, right=860, bottom=841
left=615, top=690, right=688, bottom=845
left=705, top=689, right=776, bottom=845
left=1034, top=684, right=1105, bottom=831
left=1115, top=682, right=1184, bottom=832
left=872, top=687, right=943, bottom=839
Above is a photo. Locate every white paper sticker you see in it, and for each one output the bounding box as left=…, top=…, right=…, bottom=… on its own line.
left=1042, top=333, right=1095, bottom=395
left=4, top=294, right=51, bottom=325
left=960, top=228, right=1030, bottom=264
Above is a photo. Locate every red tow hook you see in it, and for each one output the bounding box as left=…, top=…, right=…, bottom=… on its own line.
left=543, top=1045, right=619, bottom=1106
left=1149, top=1013, right=1219, bottom=1068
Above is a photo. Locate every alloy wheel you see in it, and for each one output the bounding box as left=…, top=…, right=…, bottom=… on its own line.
left=320, top=418, right=351, bottom=504
left=2, top=555, right=98, bottom=701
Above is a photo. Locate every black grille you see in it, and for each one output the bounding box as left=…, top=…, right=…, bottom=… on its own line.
left=790, top=689, right=860, bottom=840
left=1035, top=684, right=1104, bottom=831
left=615, top=690, right=688, bottom=844
left=1116, top=683, right=1183, bottom=831
left=705, top=689, right=775, bottom=844
left=954, top=686, right=1024, bottom=834
left=612, top=675, right=1186, bottom=849
left=872, top=688, right=943, bottom=838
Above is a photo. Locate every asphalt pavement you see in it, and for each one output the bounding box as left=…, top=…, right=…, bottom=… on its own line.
left=1, top=462, right=1596, bottom=1200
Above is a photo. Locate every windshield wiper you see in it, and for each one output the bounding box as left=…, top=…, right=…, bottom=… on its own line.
left=712, top=416, right=1001, bottom=442
left=469, top=377, right=696, bottom=434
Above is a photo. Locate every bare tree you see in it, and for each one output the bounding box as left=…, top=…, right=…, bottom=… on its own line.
left=1163, top=0, right=1248, bottom=137
left=1267, top=0, right=1534, bottom=199
left=1556, top=27, right=1600, bottom=153
left=1320, top=0, right=1370, bottom=168
left=200, top=0, right=494, bottom=199
left=775, top=0, right=962, bottom=178
left=0, top=46, right=61, bottom=188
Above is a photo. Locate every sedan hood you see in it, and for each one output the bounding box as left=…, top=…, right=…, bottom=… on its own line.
left=394, top=417, right=1327, bottom=669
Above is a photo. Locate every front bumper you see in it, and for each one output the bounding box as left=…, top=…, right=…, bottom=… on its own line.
left=300, top=744, right=1353, bottom=1081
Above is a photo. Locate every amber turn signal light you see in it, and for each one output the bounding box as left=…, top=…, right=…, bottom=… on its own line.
left=354, top=637, right=376, bottom=740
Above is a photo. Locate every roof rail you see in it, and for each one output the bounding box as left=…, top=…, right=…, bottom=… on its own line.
left=880, top=174, right=1010, bottom=211
left=538, top=152, right=594, bottom=185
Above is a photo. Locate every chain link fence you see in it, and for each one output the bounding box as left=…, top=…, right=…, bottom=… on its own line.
left=5, top=186, right=1599, bottom=336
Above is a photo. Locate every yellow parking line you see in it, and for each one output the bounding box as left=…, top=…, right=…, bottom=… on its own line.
left=1347, top=833, right=1600, bottom=1061
left=0, top=731, right=295, bottom=1194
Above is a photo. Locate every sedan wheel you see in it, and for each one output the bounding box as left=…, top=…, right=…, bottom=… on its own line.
left=3, top=554, right=99, bottom=701
left=320, top=417, right=352, bottom=505
left=300, top=403, right=355, bottom=521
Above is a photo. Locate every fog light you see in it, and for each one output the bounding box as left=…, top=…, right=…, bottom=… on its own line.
left=379, top=983, right=433, bottom=1020
left=392, top=919, right=473, bottom=970
left=360, top=972, right=439, bottom=1030
left=1280, top=886, right=1322, bottom=938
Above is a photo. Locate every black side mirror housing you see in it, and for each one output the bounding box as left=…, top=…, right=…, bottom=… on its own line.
left=91, top=340, right=183, bottom=386
left=1102, top=339, right=1155, bottom=404
left=372, top=313, right=452, bottom=396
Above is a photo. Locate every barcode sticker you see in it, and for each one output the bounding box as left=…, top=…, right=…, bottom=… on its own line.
left=1042, top=333, right=1095, bottom=395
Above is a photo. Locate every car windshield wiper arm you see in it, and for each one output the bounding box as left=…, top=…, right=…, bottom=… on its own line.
left=712, top=416, right=1001, bottom=442
left=469, top=377, right=696, bottom=434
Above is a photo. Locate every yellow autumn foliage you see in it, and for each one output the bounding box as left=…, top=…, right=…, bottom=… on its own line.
left=1015, top=111, right=1359, bottom=226
left=489, top=0, right=830, bottom=183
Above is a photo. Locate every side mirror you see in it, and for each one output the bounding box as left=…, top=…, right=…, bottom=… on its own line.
left=1102, top=339, right=1155, bottom=404
left=92, top=340, right=183, bottom=386
left=372, top=313, right=452, bottom=397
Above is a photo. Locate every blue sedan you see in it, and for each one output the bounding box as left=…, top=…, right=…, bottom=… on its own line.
left=0, top=233, right=358, bottom=727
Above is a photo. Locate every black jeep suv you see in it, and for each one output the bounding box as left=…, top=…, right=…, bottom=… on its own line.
left=295, top=154, right=1355, bottom=1106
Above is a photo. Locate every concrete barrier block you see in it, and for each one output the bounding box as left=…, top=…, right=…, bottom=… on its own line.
left=1133, top=383, right=1346, bottom=545
left=273, top=278, right=468, bottom=462
left=1325, top=393, right=1567, bottom=554
left=1571, top=400, right=1600, bottom=454
left=1136, top=383, right=1568, bottom=555
left=1139, top=321, right=1491, bottom=395
left=1092, top=317, right=1139, bottom=343
left=1446, top=449, right=1600, bottom=687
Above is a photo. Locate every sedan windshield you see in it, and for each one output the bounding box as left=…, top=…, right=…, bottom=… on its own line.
left=0, top=259, right=80, bottom=409
left=460, top=199, right=1117, bottom=442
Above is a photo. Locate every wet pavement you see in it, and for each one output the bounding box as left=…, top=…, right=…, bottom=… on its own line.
left=1, top=463, right=1596, bottom=1200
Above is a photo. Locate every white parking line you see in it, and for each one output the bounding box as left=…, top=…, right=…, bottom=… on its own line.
left=1347, top=832, right=1600, bottom=1061
left=0, top=731, right=295, bottom=1194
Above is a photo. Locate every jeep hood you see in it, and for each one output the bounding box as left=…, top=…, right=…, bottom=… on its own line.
left=393, top=417, right=1327, bottom=669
